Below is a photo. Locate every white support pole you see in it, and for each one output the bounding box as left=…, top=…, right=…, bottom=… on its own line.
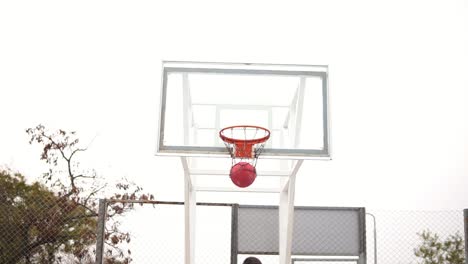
left=182, top=74, right=198, bottom=170
left=182, top=73, right=191, bottom=145
left=279, top=129, right=289, bottom=178
left=181, top=157, right=196, bottom=264
left=279, top=160, right=303, bottom=264
left=294, top=77, right=306, bottom=148
left=195, top=186, right=281, bottom=193
left=190, top=169, right=291, bottom=177
left=267, top=106, right=273, bottom=149
left=215, top=105, right=221, bottom=146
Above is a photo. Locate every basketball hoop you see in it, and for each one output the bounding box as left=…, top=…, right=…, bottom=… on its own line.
left=219, top=125, right=270, bottom=187
left=219, top=125, right=271, bottom=160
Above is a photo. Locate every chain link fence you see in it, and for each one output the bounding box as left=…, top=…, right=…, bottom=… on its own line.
left=1, top=197, right=466, bottom=264
left=368, top=210, right=465, bottom=264
left=98, top=201, right=235, bottom=264
left=0, top=194, right=98, bottom=264
left=96, top=201, right=466, bottom=264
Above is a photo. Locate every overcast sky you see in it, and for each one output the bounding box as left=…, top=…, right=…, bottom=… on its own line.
left=0, top=0, right=467, bottom=210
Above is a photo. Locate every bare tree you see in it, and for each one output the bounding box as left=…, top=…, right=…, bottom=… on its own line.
left=24, top=124, right=154, bottom=263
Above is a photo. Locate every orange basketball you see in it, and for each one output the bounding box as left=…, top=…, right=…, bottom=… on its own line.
left=230, top=162, right=257, bottom=188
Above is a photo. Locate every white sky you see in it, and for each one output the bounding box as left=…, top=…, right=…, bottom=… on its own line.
left=0, top=0, right=467, bottom=210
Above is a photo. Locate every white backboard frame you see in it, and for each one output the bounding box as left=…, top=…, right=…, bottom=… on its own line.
left=156, top=61, right=331, bottom=160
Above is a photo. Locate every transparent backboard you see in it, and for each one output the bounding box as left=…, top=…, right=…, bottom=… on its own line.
left=157, top=61, right=330, bottom=159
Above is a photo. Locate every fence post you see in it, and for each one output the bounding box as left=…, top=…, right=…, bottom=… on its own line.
left=230, top=204, right=239, bottom=264
left=358, top=208, right=367, bottom=264
left=95, top=199, right=107, bottom=264
left=366, top=213, right=377, bottom=264
left=464, top=209, right=468, bottom=264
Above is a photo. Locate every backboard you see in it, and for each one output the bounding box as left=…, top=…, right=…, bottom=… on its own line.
left=156, top=61, right=330, bottom=160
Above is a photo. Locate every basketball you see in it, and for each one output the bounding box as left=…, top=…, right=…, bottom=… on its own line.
left=230, top=162, right=257, bottom=188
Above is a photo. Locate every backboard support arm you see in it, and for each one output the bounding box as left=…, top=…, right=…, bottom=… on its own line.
left=179, top=157, right=304, bottom=264
left=279, top=159, right=303, bottom=264
left=182, top=157, right=196, bottom=264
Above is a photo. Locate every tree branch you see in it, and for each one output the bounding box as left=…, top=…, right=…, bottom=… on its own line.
left=84, top=184, right=107, bottom=204
left=64, top=213, right=99, bottom=222
left=69, top=148, right=87, bottom=160
left=41, top=132, right=77, bottom=193
left=74, top=174, right=95, bottom=179
left=76, top=202, right=98, bottom=215
left=43, top=133, right=70, bottom=163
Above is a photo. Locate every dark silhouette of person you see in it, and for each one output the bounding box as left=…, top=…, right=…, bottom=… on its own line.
left=243, top=256, right=262, bottom=264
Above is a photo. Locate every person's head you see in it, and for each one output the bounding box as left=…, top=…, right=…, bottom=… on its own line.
left=243, top=256, right=262, bottom=264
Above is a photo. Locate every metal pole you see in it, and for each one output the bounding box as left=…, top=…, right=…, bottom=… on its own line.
left=464, top=209, right=468, bottom=264
left=95, top=199, right=107, bottom=264
left=366, top=213, right=377, bottom=264
left=230, top=204, right=239, bottom=264
left=358, top=208, right=367, bottom=264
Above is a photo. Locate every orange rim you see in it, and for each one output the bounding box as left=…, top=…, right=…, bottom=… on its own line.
left=219, top=125, right=271, bottom=145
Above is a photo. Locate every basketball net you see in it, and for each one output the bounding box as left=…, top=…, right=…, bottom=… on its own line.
left=219, top=125, right=270, bottom=168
